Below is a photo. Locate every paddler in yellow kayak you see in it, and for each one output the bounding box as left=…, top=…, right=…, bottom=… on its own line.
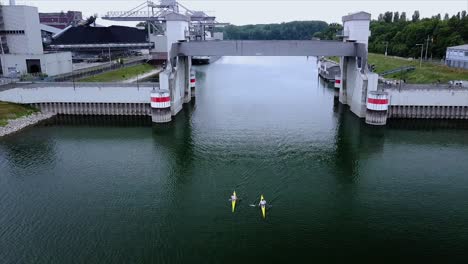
left=229, top=191, right=238, bottom=212
left=259, top=195, right=267, bottom=218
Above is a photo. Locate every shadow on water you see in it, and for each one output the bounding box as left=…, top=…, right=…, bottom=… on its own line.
left=42, top=115, right=152, bottom=127
left=331, top=102, right=386, bottom=183
left=387, top=118, right=468, bottom=130
left=194, top=70, right=206, bottom=82
left=151, top=101, right=195, bottom=182
left=331, top=98, right=468, bottom=184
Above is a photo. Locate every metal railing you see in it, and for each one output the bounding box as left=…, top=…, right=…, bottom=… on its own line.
left=380, top=66, right=415, bottom=76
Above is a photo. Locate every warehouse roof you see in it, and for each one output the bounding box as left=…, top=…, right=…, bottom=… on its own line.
left=51, top=25, right=147, bottom=45
left=447, top=44, right=468, bottom=51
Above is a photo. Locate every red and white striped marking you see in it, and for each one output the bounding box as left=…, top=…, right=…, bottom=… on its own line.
left=367, top=91, right=389, bottom=111
left=190, top=73, right=196, bottom=88
left=334, top=76, right=341, bottom=89
left=151, top=91, right=171, bottom=109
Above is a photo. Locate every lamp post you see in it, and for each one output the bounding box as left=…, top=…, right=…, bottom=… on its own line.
left=383, top=41, right=389, bottom=56
left=416, top=44, right=424, bottom=67
left=425, top=36, right=430, bottom=61
left=108, top=46, right=111, bottom=67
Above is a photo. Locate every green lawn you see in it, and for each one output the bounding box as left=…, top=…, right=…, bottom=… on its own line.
left=0, top=102, right=37, bottom=127
left=327, top=56, right=340, bottom=63
left=80, top=64, right=156, bottom=82
left=327, top=53, right=468, bottom=84
left=368, top=53, right=468, bottom=84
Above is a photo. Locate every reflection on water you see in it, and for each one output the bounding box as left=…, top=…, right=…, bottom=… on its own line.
left=1, top=57, right=468, bottom=263
left=46, top=115, right=152, bottom=127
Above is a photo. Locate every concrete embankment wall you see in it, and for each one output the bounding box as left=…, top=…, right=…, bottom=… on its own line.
left=384, top=84, right=468, bottom=119
left=0, top=82, right=157, bottom=116
left=30, top=102, right=151, bottom=116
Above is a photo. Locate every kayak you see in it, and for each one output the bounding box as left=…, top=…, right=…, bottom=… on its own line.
left=260, top=195, right=266, bottom=219
left=232, top=191, right=236, bottom=212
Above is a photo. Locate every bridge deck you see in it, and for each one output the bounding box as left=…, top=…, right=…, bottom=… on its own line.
left=173, top=40, right=363, bottom=57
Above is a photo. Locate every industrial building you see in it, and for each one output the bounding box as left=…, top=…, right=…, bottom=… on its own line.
left=39, top=11, right=83, bottom=29
left=48, top=24, right=152, bottom=63
left=445, top=44, right=468, bottom=69
left=102, top=0, right=226, bottom=63
left=50, top=25, right=151, bottom=51
left=44, top=0, right=225, bottom=65
left=0, top=1, right=72, bottom=77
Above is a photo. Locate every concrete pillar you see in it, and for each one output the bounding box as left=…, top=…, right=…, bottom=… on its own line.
left=339, top=57, right=349, bottom=104
left=190, top=70, right=196, bottom=98
left=151, top=90, right=172, bottom=123
left=165, top=13, right=190, bottom=54
left=159, top=13, right=190, bottom=117
left=365, top=91, right=389, bottom=125
left=339, top=12, right=378, bottom=119
left=159, top=68, right=181, bottom=117
left=180, top=56, right=191, bottom=104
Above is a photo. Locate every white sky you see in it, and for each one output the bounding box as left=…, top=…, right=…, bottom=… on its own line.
left=14, top=0, right=468, bottom=26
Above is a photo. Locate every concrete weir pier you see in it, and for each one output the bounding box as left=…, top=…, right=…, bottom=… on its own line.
left=365, top=91, right=389, bottom=125
left=190, top=71, right=196, bottom=98
left=151, top=90, right=172, bottom=123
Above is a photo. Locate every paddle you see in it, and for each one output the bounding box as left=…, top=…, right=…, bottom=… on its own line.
left=249, top=204, right=272, bottom=208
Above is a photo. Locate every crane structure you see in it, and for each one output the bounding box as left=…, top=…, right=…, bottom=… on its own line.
left=102, top=0, right=227, bottom=41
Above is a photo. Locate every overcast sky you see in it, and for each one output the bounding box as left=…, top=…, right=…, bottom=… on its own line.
left=15, top=0, right=468, bottom=26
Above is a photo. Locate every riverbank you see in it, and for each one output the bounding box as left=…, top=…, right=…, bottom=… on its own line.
left=369, top=53, right=468, bottom=84
left=328, top=53, right=468, bottom=84
left=0, top=111, right=55, bottom=137
left=79, top=64, right=156, bottom=82
left=0, top=102, right=37, bottom=127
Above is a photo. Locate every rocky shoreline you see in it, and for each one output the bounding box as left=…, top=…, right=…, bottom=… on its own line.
left=0, top=112, right=55, bottom=137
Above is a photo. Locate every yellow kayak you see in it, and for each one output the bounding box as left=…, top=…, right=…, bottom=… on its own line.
left=232, top=191, right=236, bottom=212
left=260, top=195, right=266, bottom=219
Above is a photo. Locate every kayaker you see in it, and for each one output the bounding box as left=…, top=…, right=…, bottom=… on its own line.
left=259, top=197, right=266, bottom=207
left=230, top=193, right=237, bottom=201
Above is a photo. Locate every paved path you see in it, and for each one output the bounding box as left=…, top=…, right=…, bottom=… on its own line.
left=123, top=67, right=162, bottom=83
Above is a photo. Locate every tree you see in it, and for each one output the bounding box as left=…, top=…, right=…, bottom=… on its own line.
left=378, top=14, right=384, bottom=22
left=221, top=21, right=328, bottom=40
left=383, top=12, right=393, bottom=23
left=393, top=12, right=400, bottom=23
left=400, top=12, right=407, bottom=22
left=444, top=13, right=450, bottom=21
left=412, top=10, right=420, bottom=22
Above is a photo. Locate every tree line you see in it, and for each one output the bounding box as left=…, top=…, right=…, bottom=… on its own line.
left=369, top=11, right=468, bottom=59
left=218, top=10, right=468, bottom=59
left=219, top=21, right=328, bottom=40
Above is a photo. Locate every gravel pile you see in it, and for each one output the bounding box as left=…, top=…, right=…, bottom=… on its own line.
left=0, top=112, right=55, bottom=137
